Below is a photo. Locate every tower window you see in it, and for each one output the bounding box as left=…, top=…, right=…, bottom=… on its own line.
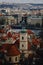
left=22, top=44, right=24, bottom=47
left=22, top=36, right=24, bottom=40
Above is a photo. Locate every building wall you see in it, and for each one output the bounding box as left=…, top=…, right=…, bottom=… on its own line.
left=20, top=33, right=27, bottom=42
left=20, top=42, right=28, bottom=50
left=20, top=33, right=28, bottom=53
left=18, top=14, right=22, bottom=24
left=31, top=18, right=42, bottom=25
left=27, top=17, right=42, bottom=25
left=40, top=10, right=43, bottom=15
left=5, top=55, right=20, bottom=63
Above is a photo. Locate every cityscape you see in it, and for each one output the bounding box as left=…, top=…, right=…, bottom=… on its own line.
left=0, top=2, right=43, bottom=65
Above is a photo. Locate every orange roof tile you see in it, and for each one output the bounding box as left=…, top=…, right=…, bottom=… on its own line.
left=7, top=32, right=12, bottom=38
left=7, top=45, right=20, bottom=56
left=27, top=30, right=34, bottom=34
left=12, top=35, right=16, bottom=41
left=14, top=39, right=20, bottom=48
left=1, top=35, right=7, bottom=40
left=0, top=29, right=4, bottom=33
left=28, top=43, right=31, bottom=50
left=14, top=33, right=20, bottom=38
left=0, top=45, right=6, bottom=53
left=2, top=44, right=9, bottom=50
left=32, top=39, right=40, bottom=45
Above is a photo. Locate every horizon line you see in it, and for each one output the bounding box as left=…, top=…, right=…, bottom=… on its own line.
left=0, top=2, right=43, bottom=4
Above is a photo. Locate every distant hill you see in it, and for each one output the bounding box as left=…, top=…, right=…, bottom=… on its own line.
left=0, top=3, right=43, bottom=10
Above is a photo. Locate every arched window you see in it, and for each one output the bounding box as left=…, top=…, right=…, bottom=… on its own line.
left=9, top=57, right=11, bottom=62
left=15, top=57, right=17, bottom=61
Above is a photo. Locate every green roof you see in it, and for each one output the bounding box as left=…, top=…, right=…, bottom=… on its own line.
left=20, top=29, right=27, bottom=33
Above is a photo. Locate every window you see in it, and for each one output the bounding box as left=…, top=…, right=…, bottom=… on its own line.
left=22, top=44, right=24, bottom=47
left=22, top=36, right=24, bottom=40
left=15, top=57, right=17, bottom=61
left=9, top=57, right=11, bottom=62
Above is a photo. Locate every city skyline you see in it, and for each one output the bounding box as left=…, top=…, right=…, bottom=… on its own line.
left=0, top=0, right=43, bottom=3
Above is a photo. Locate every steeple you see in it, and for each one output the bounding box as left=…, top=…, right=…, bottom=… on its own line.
left=19, top=29, right=28, bottom=53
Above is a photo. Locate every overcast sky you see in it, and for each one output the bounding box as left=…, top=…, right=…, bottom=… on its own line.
left=0, top=0, right=43, bottom=3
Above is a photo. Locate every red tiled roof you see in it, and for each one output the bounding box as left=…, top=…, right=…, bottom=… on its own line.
left=0, top=29, right=4, bottom=33
left=0, top=44, right=15, bottom=53
left=7, top=32, right=12, bottom=38
left=14, top=33, right=20, bottom=38
left=14, top=39, right=20, bottom=48
left=0, top=44, right=9, bottom=52
left=12, top=35, right=16, bottom=40
left=27, top=30, right=34, bottom=34
left=1, top=35, right=7, bottom=40
left=7, top=45, right=20, bottom=56
left=0, top=45, right=5, bottom=53
left=32, top=39, right=40, bottom=45
left=2, top=44, right=9, bottom=50
left=28, top=41, right=31, bottom=50
left=0, top=48, right=5, bottom=52
left=28, top=43, right=31, bottom=50
left=12, top=33, right=20, bottom=40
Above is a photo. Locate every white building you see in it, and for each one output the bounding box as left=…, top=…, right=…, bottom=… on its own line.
left=5, top=45, right=21, bottom=65
left=19, top=30, right=28, bottom=54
